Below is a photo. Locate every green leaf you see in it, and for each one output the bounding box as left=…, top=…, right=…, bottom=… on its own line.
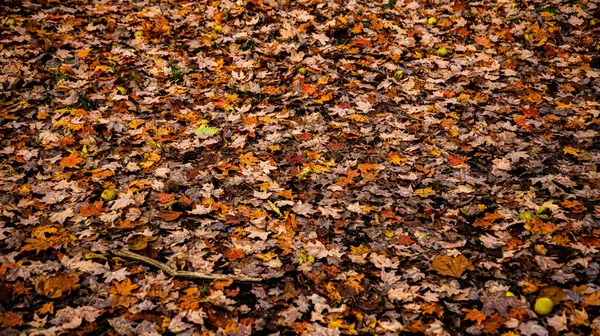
left=194, top=125, right=219, bottom=136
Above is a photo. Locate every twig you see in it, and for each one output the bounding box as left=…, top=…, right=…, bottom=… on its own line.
left=112, top=250, right=263, bottom=282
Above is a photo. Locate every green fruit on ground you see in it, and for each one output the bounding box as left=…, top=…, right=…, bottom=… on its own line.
left=214, top=25, right=223, bottom=33
left=101, top=189, right=117, bottom=201
left=297, top=67, right=307, bottom=75
left=505, top=291, right=515, bottom=297
left=394, top=70, right=403, bottom=80
left=524, top=33, right=531, bottom=41
left=427, top=17, right=437, bottom=25
left=436, top=47, right=448, bottom=57
left=533, top=297, right=554, bottom=315
left=6, top=18, right=15, bottom=26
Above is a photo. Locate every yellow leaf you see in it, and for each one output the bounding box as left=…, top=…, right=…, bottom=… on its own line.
left=388, top=152, right=408, bottom=165
left=563, top=146, right=581, bottom=157
left=129, top=118, right=145, bottom=129
left=414, top=187, right=435, bottom=198
left=75, top=49, right=91, bottom=59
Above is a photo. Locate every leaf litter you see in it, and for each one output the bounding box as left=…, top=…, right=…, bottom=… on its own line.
left=1, top=0, right=600, bottom=334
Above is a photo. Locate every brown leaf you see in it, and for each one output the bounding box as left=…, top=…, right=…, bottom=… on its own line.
left=431, top=254, right=474, bottom=278
left=482, top=313, right=507, bottom=334
left=156, top=210, right=182, bottom=221
left=35, top=273, right=80, bottom=299
left=538, top=286, right=566, bottom=304
left=127, top=234, right=151, bottom=251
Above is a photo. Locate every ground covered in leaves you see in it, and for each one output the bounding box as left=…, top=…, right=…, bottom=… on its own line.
left=1, top=0, right=600, bottom=335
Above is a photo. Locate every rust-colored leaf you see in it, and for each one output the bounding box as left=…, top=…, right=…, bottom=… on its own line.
left=80, top=201, right=104, bottom=217
left=0, top=311, right=23, bottom=328
left=224, top=248, right=245, bottom=261
left=156, top=210, right=182, bottom=221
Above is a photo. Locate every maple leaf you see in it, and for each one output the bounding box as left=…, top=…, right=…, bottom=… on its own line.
left=463, top=308, right=487, bottom=325
left=431, top=254, right=474, bottom=278
left=1, top=311, right=23, bottom=329
left=224, top=248, right=245, bottom=261
left=447, top=154, right=466, bottom=167
left=481, top=313, right=507, bottom=334
left=388, top=152, right=407, bottom=165
left=60, top=152, right=83, bottom=168
left=110, top=278, right=138, bottom=296
left=80, top=201, right=104, bottom=217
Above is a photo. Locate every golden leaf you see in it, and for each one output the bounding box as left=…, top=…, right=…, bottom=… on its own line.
left=414, top=187, right=435, bottom=198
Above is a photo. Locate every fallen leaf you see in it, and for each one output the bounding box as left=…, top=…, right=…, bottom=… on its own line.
left=431, top=254, right=474, bottom=278
left=60, top=152, right=83, bottom=168
left=156, top=210, right=182, bottom=221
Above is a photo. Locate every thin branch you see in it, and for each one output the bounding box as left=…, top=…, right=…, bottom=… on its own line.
left=112, top=250, right=263, bottom=282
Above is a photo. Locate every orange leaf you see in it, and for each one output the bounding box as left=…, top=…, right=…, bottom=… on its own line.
left=431, top=254, right=474, bottom=278
left=239, top=152, right=260, bottom=166
left=224, top=248, right=245, bottom=261
left=447, top=154, right=466, bottom=167
left=80, top=201, right=104, bottom=217
left=276, top=189, right=296, bottom=199
left=1, top=311, right=23, bottom=329
left=60, top=152, right=83, bottom=168
left=463, top=308, right=487, bottom=325
left=397, top=234, right=415, bottom=246
left=301, top=84, right=318, bottom=96
left=357, top=163, right=378, bottom=175
left=156, top=193, right=176, bottom=204
left=522, top=106, right=539, bottom=118
left=212, top=279, right=233, bottom=291
left=513, top=115, right=527, bottom=127
left=156, top=210, right=182, bottom=221
left=75, top=49, right=91, bottom=59
left=110, top=278, right=139, bottom=296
